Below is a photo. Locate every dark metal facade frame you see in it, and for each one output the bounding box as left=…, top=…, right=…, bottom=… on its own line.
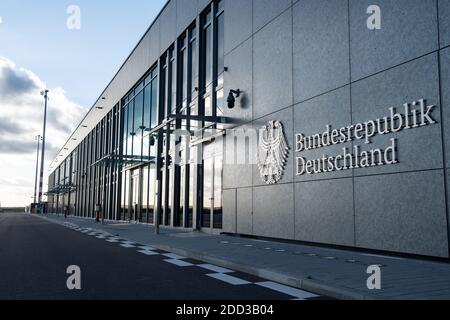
left=48, top=0, right=225, bottom=231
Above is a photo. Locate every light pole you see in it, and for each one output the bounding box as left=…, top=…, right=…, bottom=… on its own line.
left=33, top=135, right=41, bottom=205
left=38, top=90, right=49, bottom=214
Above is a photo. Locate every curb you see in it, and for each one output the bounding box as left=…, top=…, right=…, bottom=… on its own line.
left=142, top=242, right=378, bottom=300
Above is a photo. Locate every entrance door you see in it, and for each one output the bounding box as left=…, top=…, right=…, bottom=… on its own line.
left=212, top=152, right=223, bottom=229
left=142, top=164, right=156, bottom=224
left=201, top=143, right=223, bottom=230
left=130, top=169, right=142, bottom=222
left=202, top=155, right=213, bottom=228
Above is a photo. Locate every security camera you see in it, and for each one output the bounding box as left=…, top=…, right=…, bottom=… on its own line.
left=227, top=89, right=241, bottom=109
left=227, top=93, right=235, bottom=109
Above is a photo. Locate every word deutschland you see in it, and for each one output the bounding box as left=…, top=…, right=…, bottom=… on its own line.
left=295, top=98, right=437, bottom=175
left=297, top=139, right=397, bottom=175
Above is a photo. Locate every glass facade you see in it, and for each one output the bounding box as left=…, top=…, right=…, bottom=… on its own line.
left=48, top=0, right=223, bottom=231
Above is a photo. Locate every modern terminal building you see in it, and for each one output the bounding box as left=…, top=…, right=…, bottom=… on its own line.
left=47, top=0, right=450, bottom=259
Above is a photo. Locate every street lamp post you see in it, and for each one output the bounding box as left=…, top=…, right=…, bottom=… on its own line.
left=38, top=90, right=49, bottom=214
left=33, top=135, right=41, bottom=205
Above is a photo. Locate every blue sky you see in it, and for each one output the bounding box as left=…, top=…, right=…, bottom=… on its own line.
left=0, top=0, right=166, bottom=206
left=0, top=0, right=166, bottom=109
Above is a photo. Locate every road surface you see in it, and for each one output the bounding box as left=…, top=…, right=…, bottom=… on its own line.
left=0, top=213, right=325, bottom=300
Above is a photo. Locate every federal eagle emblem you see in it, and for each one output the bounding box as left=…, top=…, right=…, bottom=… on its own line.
left=257, top=121, right=289, bottom=185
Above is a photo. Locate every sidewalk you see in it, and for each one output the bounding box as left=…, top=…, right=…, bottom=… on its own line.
left=40, top=214, right=450, bottom=300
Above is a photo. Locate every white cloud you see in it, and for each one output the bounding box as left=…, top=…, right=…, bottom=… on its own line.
left=0, top=57, right=86, bottom=207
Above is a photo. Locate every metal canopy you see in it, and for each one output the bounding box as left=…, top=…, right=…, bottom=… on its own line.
left=84, top=114, right=230, bottom=171
left=46, top=183, right=76, bottom=195
left=168, top=114, right=228, bottom=124
left=143, top=118, right=175, bottom=137
left=91, top=153, right=156, bottom=168
left=143, top=114, right=230, bottom=138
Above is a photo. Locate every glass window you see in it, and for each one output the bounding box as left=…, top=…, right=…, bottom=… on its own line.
left=181, top=109, right=187, bottom=132
left=168, top=165, right=173, bottom=225
left=145, top=73, right=152, bottom=85
left=205, top=10, right=212, bottom=24
left=179, top=163, right=185, bottom=227
left=216, top=12, right=224, bottom=85
left=189, top=27, right=198, bottom=97
left=213, top=152, right=223, bottom=229
left=142, top=166, right=149, bottom=223
left=188, top=161, right=194, bottom=228
left=143, top=84, right=151, bottom=130
left=72, top=151, right=77, bottom=183
left=169, top=50, right=176, bottom=114
left=190, top=99, right=198, bottom=131
left=143, top=132, right=150, bottom=161
left=150, top=76, right=158, bottom=129
left=202, top=155, right=212, bottom=228
left=160, top=61, right=167, bottom=122
left=217, top=0, right=224, bottom=12
left=134, top=91, right=143, bottom=131
left=134, top=91, right=143, bottom=158
left=127, top=101, right=134, bottom=134
left=122, top=105, right=128, bottom=155
left=142, top=86, right=151, bottom=161
left=127, top=101, right=134, bottom=156
left=128, top=91, right=134, bottom=102
left=161, top=162, right=167, bottom=225
left=121, top=171, right=127, bottom=220
left=216, top=87, right=225, bottom=129
left=204, top=24, right=212, bottom=86
left=135, top=81, right=144, bottom=93
left=204, top=95, right=212, bottom=118
left=148, top=166, right=156, bottom=224
left=179, top=36, right=188, bottom=106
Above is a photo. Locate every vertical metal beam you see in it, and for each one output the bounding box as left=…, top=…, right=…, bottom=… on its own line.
left=212, top=0, right=218, bottom=120
left=192, top=12, right=202, bottom=231
left=154, top=55, right=166, bottom=235
left=38, top=90, right=49, bottom=213
left=33, top=135, right=41, bottom=205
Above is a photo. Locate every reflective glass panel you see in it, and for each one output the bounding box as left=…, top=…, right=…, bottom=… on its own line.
left=150, top=78, right=158, bottom=129
left=143, top=85, right=151, bottom=130
left=213, top=152, right=223, bottom=229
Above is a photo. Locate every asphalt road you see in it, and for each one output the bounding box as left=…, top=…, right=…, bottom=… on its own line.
left=0, top=213, right=323, bottom=300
